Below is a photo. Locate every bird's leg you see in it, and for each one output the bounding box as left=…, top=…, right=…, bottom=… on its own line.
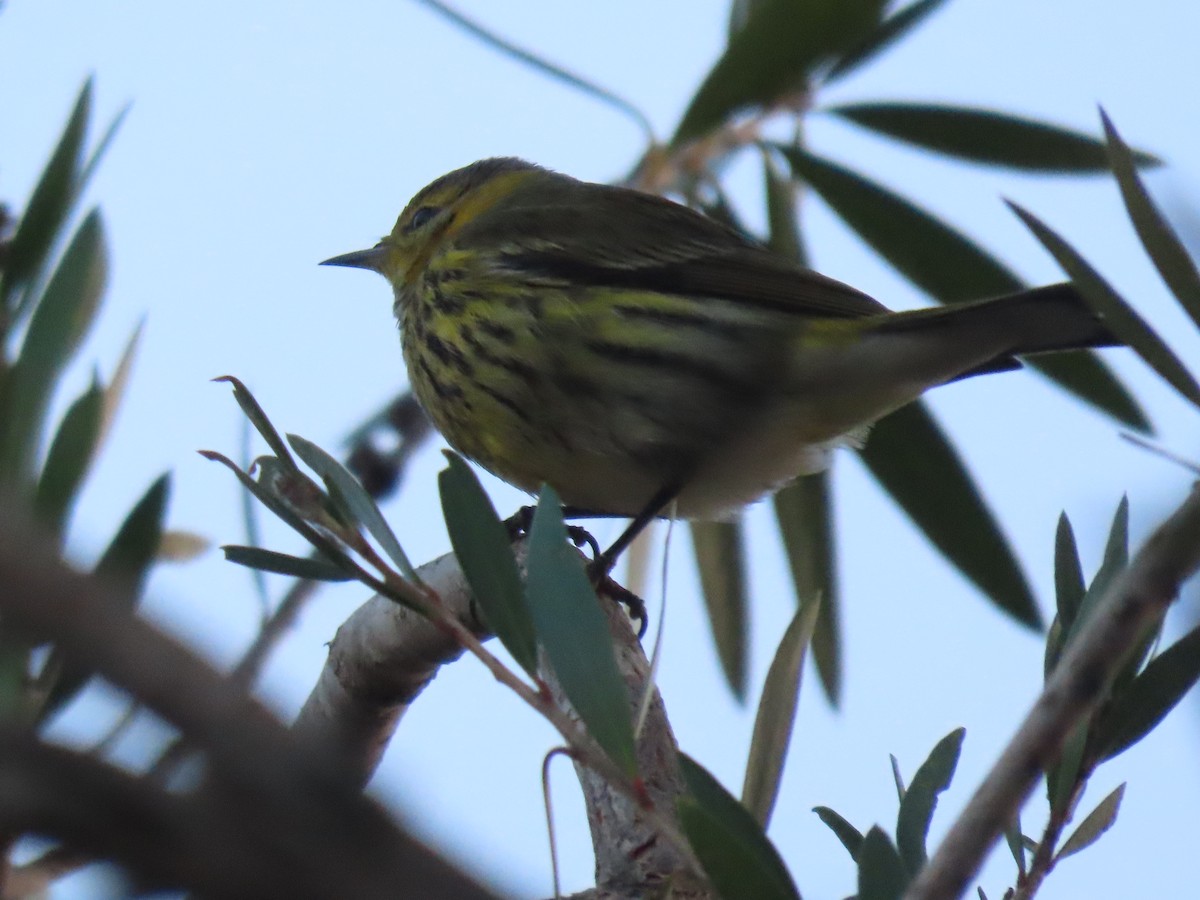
left=505, top=506, right=602, bottom=558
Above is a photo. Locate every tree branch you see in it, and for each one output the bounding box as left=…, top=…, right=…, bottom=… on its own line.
left=907, top=484, right=1200, bottom=900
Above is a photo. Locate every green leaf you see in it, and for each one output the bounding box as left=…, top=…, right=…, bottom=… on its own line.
left=288, top=433, right=418, bottom=581
left=895, top=728, right=965, bottom=873
left=773, top=473, right=841, bottom=705
left=438, top=452, right=537, bottom=677
left=221, top=545, right=352, bottom=582
left=41, top=474, right=170, bottom=721
left=34, top=378, right=104, bottom=537
left=829, top=103, right=1158, bottom=172
left=825, top=0, right=950, bottom=82
left=1062, top=497, right=1128, bottom=652
left=690, top=518, right=749, bottom=701
left=1047, top=720, right=1088, bottom=815
left=813, top=806, right=864, bottom=861
left=1097, top=624, right=1200, bottom=760
left=858, top=826, right=909, bottom=900
left=763, top=149, right=808, bottom=266
left=672, top=0, right=884, bottom=146
left=214, top=376, right=297, bottom=470
left=1055, top=783, right=1125, bottom=861
left=742, top=595, right=821, bottom=827
left=1, top=210, right=108, bottom=482
left=777, top=145, right=1147, bottom=431
left=526, top=487, right=636, bottom=776
left=1, top=79, right=91, bottom=310
left=1009, top=200, right=1200, bottom=411
left=678, top=754, right=801, bottom=900
left=859, top=401, right=1040, bottom=629
left=99, top=320, right=143, bottom=449
left=1054, top=512, right=1086, bottom=629
left=1101, top=110, right=1200, bottom=328
left=1004, top=811, right=1026, bottom=877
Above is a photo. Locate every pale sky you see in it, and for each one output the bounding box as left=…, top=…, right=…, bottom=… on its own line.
left=3, top=2, right=1199, bottom=897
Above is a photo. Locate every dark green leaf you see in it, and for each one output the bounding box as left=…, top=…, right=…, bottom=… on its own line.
left=288, top=433, right=417, bottom=581
left=777, top=145, right=1146, bottom=430
left=826, top=0, right=950, bottom=82
left=438, top=452, right=537, bottom=677
left=1, top=79, right=91, bottom=309
left=1047, top=720, right=1088, bottom=815
left=1102, top=110, right=1200, bottom=328
left=690, top=518, right=749, bottom=701
left=896, top=728, right=965, bottom=873
left=678, top=753, right=800, bottom=900
left=763, top=149, right=808, bottom=266
left=41, top=474, right=170, bottom=721
left=1062, top=497, right=1128, bottom=651
left=1004, top=812, right=1026, bottom=877
left=858, top=826, right=909, bottom=900
left=814, top=806, right=864, bottom=861
left=1056, top=783, right=1125, bottom=861
left=526, top=487, right=635, bottom=775
left=890, top=754, right=906, bottom=803
left=213, top=376, right=297, bottom=470
left=1, top=210, right=108, bottom=481
left=829, top=103, right=1158, bottom=172
left=743, top=596, right=821, bottom=827
left=1009, top=201, right=1200, bottom=410
left=772, top=472, right=840, bottom=705
left=34, top=378, right=104, bottom=536
left=1054, top=513, right=1086, bottom=631
left=221, top=545, right=352, bottom=582
left=1098, top=624, right=1200, bottom=760
left=859, top=401, right=1040, bottom=629
left=672, top=0, right=884, bottom=146
left=774, top=474, right=841, bottom=704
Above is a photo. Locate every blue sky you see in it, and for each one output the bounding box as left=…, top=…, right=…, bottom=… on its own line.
left=3, top=2, right=1200, bottom=897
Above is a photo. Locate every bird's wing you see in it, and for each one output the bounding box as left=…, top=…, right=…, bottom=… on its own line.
left=473, top=178, right=891, bottom=320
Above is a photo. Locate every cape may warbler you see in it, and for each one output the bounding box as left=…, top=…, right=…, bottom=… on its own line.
left=324, top=157, right=1116, bottom=564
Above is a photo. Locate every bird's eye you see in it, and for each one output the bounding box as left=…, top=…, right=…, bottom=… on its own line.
left=406, top=206, right=439, bottom=232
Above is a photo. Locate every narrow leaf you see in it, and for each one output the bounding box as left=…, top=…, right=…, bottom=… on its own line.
left=415, top=0, right=653, bottom=141
left=829, top=103, right=1158, bottom=172
left=288, top=433, right=417, bottom=581
left=690, top=518, right=749, bottom=701
left=34, top=378, right=104, bottom=536
left=438, top=452, right=537, bottom=677
left=222, top=545, right=352, bottom=582
left=99, top=319, right=143, bottom=449
left=826, top=0, right=950, bottom=82
left=896, top=728, right=965, bottom=873
left=41, top=474, right=170, bottom=720
left=777, top=145, right=1147, bottom=430
left=743, top=595, right=821, bottom=827
left=672, top=0, right=884, bottom=146
left=774, top=474, right=841, bottom=704
left=1009, top=200, right=1200, bottom=410
left=814, top=806, right=864, bottom=861
left=213, top=376, right=297, bottom=470
left=1, top=79, right=91, bottom=308
left=1056, top=783, right=1125, bottom=861
left=763, top=149, right=808, bottom=266
left=859, top=401, right=1040, bottom=629
left=1054, top=513, right=1086, bottom=630
left=526, top=487, right=636, bottom=775
left=1, top=210, right=108, bottom=480
left=678, top=754, right=800, bottom=900
left=157, top=530, right=210, bottom=562
left=1047, top=720, right=1088, bottom=815
left=1098, top=624, right=1200, bottom=760
left=1102, top=110, right=1200, bottom=327
left=858, top=826, right=909, bottom=900
left=1062, top=497, right=1128, bottom=651
left=1004, top=812, right=1026, bottom=877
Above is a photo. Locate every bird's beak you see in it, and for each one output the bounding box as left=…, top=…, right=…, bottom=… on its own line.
left=320, top=244, right=389, bottom=272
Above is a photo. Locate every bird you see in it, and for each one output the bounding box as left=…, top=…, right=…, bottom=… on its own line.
left=323, top=156, right=1116, bottom=573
